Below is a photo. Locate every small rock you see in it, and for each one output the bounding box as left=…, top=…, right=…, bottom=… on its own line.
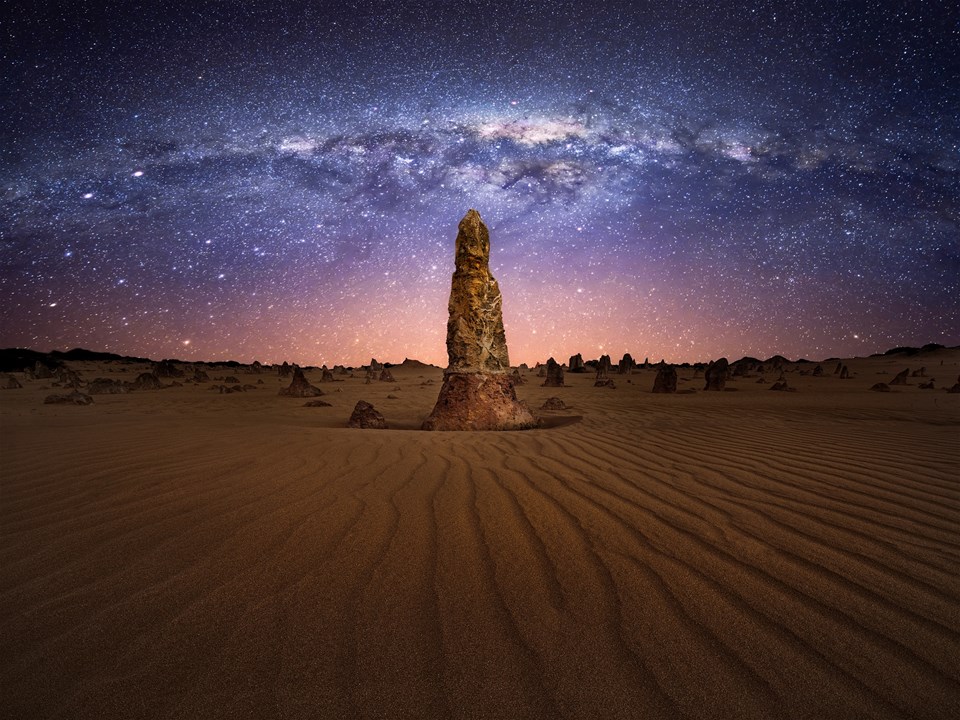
left=348, top=400, right=387, bottom=429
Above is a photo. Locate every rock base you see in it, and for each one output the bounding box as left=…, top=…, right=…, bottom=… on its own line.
left=422, top=373, right=537, bottom=431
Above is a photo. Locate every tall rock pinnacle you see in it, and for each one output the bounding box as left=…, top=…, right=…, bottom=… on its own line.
left=423, top=210, right=536, bottom=431
left=446, top=209, right=510, bottom=373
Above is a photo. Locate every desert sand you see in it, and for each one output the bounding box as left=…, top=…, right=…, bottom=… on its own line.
left=2, top=350, right=959, bottom=719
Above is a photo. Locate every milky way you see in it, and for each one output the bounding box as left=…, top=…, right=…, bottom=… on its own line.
left=3, top=1, right=958, bottom=365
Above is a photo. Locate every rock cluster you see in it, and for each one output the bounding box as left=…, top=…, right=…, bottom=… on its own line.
left=422, top=210, right=536, bottom=431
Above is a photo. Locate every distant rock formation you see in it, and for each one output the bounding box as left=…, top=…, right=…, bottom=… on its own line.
left=422, top=210, right=536, bottom=431
left=369, top=359, right=383, bottom=372
left=911, top=367, right=927, bottom=377
left=511, top=368, right=526, bottom=385
left=28, top=361, right=55, bottom=379
left=278, top=361, right=292, bottom=378
left=251, top=361, right=264, bottom=374
left=223, top=376, right=240, bottom=384
left=153, top=359, right=183, bottom=378
left=279, top=367, right=324, bottom=397
left=770, top=381, right=796, bottom=392
left=947, top=375, right=960, bottom=393
left=812, top=364, right=823, bottom=377
left=44, top=390, right=93, bottom=405
left=594, top=378, right=616, bottom=388
left=704, top=358, right=729, bottom=391
left=598, top=354, right=612, bottom=376
left=192, top=368, right=210, bottom=382
left=870, top=383, right=891, bottom=392
left=840, top=365, right=851, bottom=380
left=348, top=400, right=387, bottom=429
left=321, top=366, right=335, bottom=382
left=919, top=380, right=935, bottom=390
left=652, top=363, right=677, bottom=393
left=88, top=378, right=129, bottom=394
left=379, top=368, right=395, bottom=383
left=834, top=362, right=842, bottom=374
left=568, top=353, right=586, bottom=373
left=540, top=397, right=566, bottom=410
left=2, top=373, right=22, bottom=389
left=130, top=372, right=164, bottom=391
left=618, top=353, right=635, bottom=375
left=542, top=357, right=564, bottom=387
left=889, top=368, right=909, bottom=385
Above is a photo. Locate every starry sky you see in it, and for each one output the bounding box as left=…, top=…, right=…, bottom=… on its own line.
left=3, top=1, right=958, bottom=366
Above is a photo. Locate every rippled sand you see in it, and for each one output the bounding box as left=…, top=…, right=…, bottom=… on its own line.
left=2, top=351, right=959, bottom=719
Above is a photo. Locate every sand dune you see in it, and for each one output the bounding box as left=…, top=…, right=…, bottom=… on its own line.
left=2, top=352, right=959, bottom=718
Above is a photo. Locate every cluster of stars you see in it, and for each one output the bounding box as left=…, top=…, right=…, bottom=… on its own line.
left=1, top=1, right=957, bottom=365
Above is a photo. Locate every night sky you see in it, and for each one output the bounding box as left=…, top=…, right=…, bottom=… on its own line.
left=3, top=1, right=958, bottom=366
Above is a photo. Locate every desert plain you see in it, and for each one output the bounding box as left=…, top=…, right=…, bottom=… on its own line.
left=2, top=348, right=959, bottom=719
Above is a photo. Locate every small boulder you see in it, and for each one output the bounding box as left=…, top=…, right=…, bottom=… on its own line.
left=348, top=400, right=387, bottom=429
left=870, top=383, right=891, bottom=392
left=303, top=399, right=332, bottom=407
left=889, top=368, right=909, bottom=386
left=540, top=397, right=566, bottom=411
left=44, top=390, right=93, bottom=405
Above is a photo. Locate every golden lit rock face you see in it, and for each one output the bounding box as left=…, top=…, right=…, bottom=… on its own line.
left=445, top=209, right=510, bottom=374
left=423, top=209, right=535, bottom=431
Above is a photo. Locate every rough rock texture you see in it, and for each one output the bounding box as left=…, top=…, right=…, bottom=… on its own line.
left=379, top=368, right=395, bottom=383
left=153, top=360, right=184, bottom=378
left=542, top=357, right=564, bottom=387
left=511, top=368, right=526, bottom=385
left=597, top=354, right=612, bottom=377
left=321, top=366, right=335, bottom=382
left=303, top=399, right=332, bottom=407
left=422, top=210, right=536, bottom=431
left=2, top=373, right=23, bottom=389
left=704, top=358, right=729, bottom=391
left=540, top=397, right=566, bottom=410
left=348, top=400, right=387, bottom=429
left=890, top=368, right=909, bottom=385
left=130, top=372, right=164, bottom=391
left=88, top=378, right=129, bottom=394
left=652, top=363, right=677, bottom=393
left=279, top=367, right=324, bottom=397
left=618, top=353, right=635, bottom=375
left=369, top=359, right=383, bottom=372
left=29, top=361, right=55, bottom=379
left=568, top=353, right=586, bottom=373
left=44, top=390, right=93, bottom=405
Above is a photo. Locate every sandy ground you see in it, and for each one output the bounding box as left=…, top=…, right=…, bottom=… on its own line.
left=2, top=350, right=959, bottom=719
